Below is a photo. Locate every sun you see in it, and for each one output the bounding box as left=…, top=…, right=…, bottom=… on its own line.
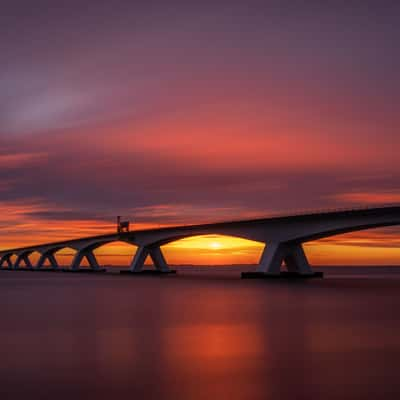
left=209, top=241, right=222, bottom=250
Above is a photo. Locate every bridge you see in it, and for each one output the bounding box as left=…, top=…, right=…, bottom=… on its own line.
left=1, top=206, right=400, bottom=278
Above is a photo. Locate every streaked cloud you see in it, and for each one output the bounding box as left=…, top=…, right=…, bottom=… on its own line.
left=332, top=192, right=400, bottom=205
left=0, top=153, right=46, bottom=168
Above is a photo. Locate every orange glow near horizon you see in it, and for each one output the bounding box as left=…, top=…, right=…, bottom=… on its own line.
left=333, top=192, right=400, bottom=205
left=0, top=200, right=399, bottom=267
left=43, top=234, right=400, bottom=267
left=1, top=226, right=400, bottom=267
left=162, top=235, right=263, bottom=265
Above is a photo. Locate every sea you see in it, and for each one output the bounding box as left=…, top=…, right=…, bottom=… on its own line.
left=1, top=266, right=400, bottom=400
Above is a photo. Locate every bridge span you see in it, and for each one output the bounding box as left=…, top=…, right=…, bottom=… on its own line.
left=1, top=206, right=400, bottom=278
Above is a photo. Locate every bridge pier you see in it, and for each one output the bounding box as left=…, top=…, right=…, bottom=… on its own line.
left=242, top=242, right=323, bottom=279
left=121, top=245, right=175, bottom=275
left=67, top=249, right=106, bottom=272
left=0, top=254, right=13, bottom=269
left=37, top=252, right=59, bottom=269
left=15, top=252, right=33, bottom=269
left=148, top=247, right=171, bottom=272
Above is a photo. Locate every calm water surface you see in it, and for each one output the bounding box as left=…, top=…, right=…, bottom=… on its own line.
left=1, top=267, right=400, bottom=400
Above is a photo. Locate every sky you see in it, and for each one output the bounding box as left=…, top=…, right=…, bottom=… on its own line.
left=1, top=0, right=400, bottom=265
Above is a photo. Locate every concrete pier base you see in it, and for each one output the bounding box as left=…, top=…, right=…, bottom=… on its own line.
left=241, top=271, right=324, bottom=279
left=5, top=268, right=35, bottom=272
left=0, top=268, right=62, bottom=272
left=33, top=268, right=63, bottom=272
left=62, top=268, right=107, bottom=273
left=120, top=270, right=176, bottom=276
left=9, top=268, right=63, bottom=272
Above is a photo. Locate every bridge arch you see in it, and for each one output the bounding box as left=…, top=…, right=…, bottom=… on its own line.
left=159, top=234, right=264, bottom=266
left=67, top=239, right=136, bottom=270
left=9, top=254, right=18, bottom=266
left=127, top=233, right=265, bottom=273
left=14, top=249, right=36, bottom=269
left=26, top=251, right=41, bottom=267
left=92, top=240, right=137, bottom=268
left=0, top=252, right=15, bottom=269
left=145, top=231, right=263, bottom=248
left=37, top=246, right=78, bottom=269
left=77, top=238, right=134, bottom=253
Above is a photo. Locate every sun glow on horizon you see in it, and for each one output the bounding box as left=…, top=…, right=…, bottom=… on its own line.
left=165, top=235, right=262, bottom=250
left=210, top=241, right=222, bottom=250
left=1, top=219, right=400, bottom=266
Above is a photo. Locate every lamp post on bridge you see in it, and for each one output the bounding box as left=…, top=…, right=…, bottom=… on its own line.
left=117, top=216, right=130, bottom=234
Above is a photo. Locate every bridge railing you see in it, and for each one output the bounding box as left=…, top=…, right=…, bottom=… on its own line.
left=269, top=203, right=400, bottom=218
left=174, top=203, right=400, bottom=227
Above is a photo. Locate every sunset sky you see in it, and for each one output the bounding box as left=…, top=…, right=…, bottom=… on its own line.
left=1, top=1, right=399, bottom=265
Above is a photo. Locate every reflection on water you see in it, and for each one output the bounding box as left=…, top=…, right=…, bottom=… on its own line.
left=1, top=267, right=400, bottom=399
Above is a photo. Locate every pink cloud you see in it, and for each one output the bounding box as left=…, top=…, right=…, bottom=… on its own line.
left=0, top=152, right=47, bottom=169
left=333, top=191, right=400, bottom=205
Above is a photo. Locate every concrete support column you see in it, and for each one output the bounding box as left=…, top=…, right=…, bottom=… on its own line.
left=257, top=243, right=285, bottom=274
left=129, top=245, right=170, bottom=272
left=37, top=252, right=59, bottom=269
left=256, top=242, right=313, bottom=275
left=15, top=253, right=33, bottom=269
left=283, top=244, right=313, bottom=275
left=0, top=254, right=12, bottom=269
left=71, top=249, right=100, bottom=270
left=149, top=247, right=169, bottom=272
left=129, top=246, right=149, bottom=272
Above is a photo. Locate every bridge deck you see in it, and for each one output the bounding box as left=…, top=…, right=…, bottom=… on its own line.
left=1, top=205, right=399, bottom=254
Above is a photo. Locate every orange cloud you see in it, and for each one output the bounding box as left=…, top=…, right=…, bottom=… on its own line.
left=333, top=191, right=400, bottom=205
left=0, top=152, right=47, bottom=168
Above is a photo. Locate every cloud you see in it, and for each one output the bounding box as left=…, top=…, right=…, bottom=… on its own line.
left=310, top=227, right=400, bottom=249
left=0, top=153, right=46, bottom=168
left=1, top=128, right=399, bottom=222
left=0, top=199, right=114, bottom=250
left=332, top=191, right=400, bottom=205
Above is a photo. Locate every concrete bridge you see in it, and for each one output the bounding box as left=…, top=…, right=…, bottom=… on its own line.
left=1, top=206, right=400, bottom=278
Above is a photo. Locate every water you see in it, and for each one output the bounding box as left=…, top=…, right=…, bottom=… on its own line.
left=1, top=267, right=400, bottom=400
